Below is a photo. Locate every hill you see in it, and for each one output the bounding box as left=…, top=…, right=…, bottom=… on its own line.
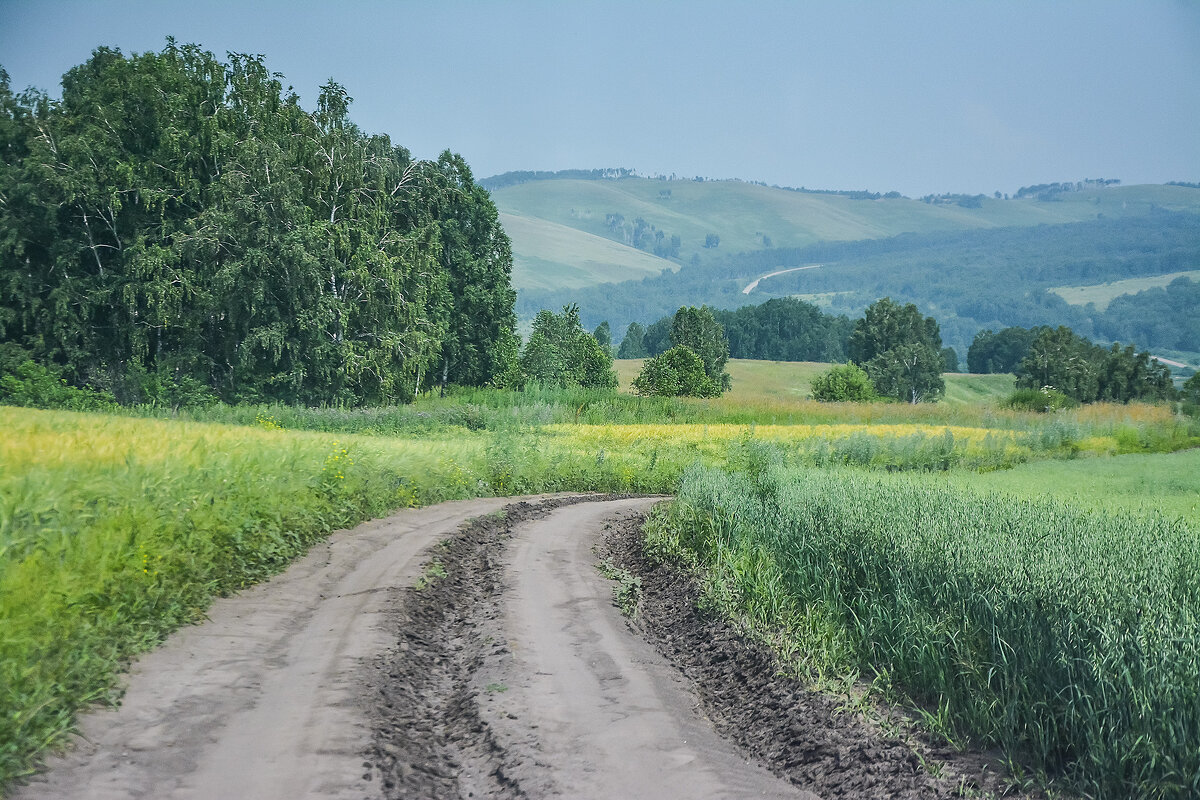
left=487, top=173, right=1200, bottom=292
left=522, top=209, right=1200, bottom=372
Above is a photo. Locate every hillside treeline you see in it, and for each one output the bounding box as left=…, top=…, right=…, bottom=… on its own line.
left=0, top=42, right=516, bottom=406
left=619, top=297, right=852, bottom=363
left=521, top=212, right=1200, bottom=360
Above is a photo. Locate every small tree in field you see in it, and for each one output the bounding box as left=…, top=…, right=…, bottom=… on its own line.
left=631, top=346, right=721, bottom=398
left=809, top=363, right=876, bottom=402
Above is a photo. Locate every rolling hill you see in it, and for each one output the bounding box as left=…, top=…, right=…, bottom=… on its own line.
left=486, top=173, right=1200, bottom=292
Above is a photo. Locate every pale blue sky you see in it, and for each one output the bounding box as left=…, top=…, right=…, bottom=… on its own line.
left=1, top=0, right=1197, bottom=196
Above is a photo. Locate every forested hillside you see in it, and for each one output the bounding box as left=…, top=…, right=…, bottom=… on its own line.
left=0, top=42, right=516, bottom=406
left=487, top=170, right=1200, bottom=291
left=521, top=211, right=1200, bottom=367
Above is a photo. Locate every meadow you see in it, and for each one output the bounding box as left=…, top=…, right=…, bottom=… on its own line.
left=2, top=380, right=1198, bottom=795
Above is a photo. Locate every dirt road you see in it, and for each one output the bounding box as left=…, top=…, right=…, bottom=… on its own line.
left=15, top=496, right=1016, bottom=799
left=742, top=264, right=822, bottom=294
left=12, top=497, right=808, bottom=799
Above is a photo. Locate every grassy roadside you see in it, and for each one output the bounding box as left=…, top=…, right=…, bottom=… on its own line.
left=644, top=456, right=1200, bottom=799
left=0, top=407, right=684, bottom=785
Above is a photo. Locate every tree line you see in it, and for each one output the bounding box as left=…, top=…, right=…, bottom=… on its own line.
left=970, top=325, right=1174, bottom=404
left=0, top=42, right=517, bottom=407
left=518, top=211, right=1200, bottom=362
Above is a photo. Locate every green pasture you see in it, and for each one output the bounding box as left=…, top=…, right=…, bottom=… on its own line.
left=942, top=447, right=1200, bottom=522
left=1049, top=270, right=1200, bottom=310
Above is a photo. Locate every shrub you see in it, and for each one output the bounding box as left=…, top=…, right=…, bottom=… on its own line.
left=809, top=363, right=877, bottom=402
left=1002, top=386, right=1076, bottom=413
left=632, top=346, right=722, bottom=398
left=0, top=360, right=117, bottom=411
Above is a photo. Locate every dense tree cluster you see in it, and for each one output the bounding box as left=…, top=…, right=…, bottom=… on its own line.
left=619, top=297, right=851, bottom=364
left=0, top=43, right=516, bottom=406
left=632, top=306, right=730, bottom=397
left=968, top=326, right=1040, bottom=374
left=519, top=305, right=616, bottom=389
left=1015, top=326, right=1172, bottom=403
left=848, top=298, right=945, bottom=404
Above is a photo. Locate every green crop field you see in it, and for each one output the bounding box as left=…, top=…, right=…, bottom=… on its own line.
left=1049, top=269, right=1200, bottom=310
left=492, top=178, right=1200, bottom=290
left=3, top=385, right=1199, bottom=795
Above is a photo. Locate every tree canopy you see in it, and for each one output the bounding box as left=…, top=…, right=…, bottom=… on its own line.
left=669, top=306, right=731, bottom=391
left=1015, top=326, right=1172, bottom=403
left=519, top=305, right=617, bottom=389
left=0, top=43, right=516, bottom=406
left=849, top=297, right=945, bottom=403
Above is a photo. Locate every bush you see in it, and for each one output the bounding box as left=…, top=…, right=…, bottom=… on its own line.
left=1002, top=386, right=1076, bottom=413
left=809, top=363, right=877, bottom=402
left=0, top=360, right=117, bottom=411
left=631, top=346, right=722, bottom=398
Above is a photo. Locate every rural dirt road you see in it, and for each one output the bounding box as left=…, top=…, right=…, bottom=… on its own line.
left=12, top=496, right=808, bottom=799
left=15, top=495, right=1015, bottom=799
left=742, top=264, right=822, bottom=294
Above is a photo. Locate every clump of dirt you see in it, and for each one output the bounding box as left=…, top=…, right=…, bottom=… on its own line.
left=599, top=513, right=1041, bottom=800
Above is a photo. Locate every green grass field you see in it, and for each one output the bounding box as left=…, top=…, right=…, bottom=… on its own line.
left=493, top=179, right=1200, bottom=290
left=3, top=383, right=1198, bottom=794
left=617, top=358, right=1015, bottom=407
left=1048, top=270, right=1200, bottom=310
left=942, top=448, right=1200, bottom=522
left=501, top=211, right=676, bottom=290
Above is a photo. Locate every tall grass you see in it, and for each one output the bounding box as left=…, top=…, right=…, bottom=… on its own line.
left=648, top=455, right=1200, bottom=798
left=0, top=406, right=688, bottom=785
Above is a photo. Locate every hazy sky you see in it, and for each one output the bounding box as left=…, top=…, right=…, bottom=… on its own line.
left=2, top=0, right=1197, bottom=196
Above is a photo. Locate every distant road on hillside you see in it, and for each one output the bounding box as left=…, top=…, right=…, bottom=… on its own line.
left=743, top=264, right=822, bottom=294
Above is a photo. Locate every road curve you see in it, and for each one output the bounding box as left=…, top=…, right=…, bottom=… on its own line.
left=12, top=497, right=516, bottom=800
left=473, top=498, right=812, bottom=799
left=742, top=264, right=822, bottom=294
left=14, top=497, right=814, bottom=800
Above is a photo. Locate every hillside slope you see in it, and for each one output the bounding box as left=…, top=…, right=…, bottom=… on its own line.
left=490, top=175, right=1200, bottom=291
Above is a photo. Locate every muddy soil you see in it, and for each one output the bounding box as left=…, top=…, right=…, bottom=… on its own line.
left=600, top=512, right=1039, bottom=800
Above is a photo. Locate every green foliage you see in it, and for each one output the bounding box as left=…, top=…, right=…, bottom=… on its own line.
left=616, top=321, right=648, bottom=358
left=713, top=297, right=852, bottom=362
left=0, top=42, right=515, bottom=407
left=849, top=298, right=945, bottom=403
left=0, top=359, right=117, bottom=411
left=592, top=320, right=612, bottom=351
left=669, top=305, right=731, bottom=391
left=1002, top=386, right=1077, bottom=413
left=519, top=305, right=617, bottom=389
left=1182, top=373, right=1200, bottom=416
left=940, top=346, right=959, bottom=373
left=968, top=326, right=1040, bottom=373
left=631, top=346, right=722, bottom=398
left=809, top=363, right=876, bottom=402
left=1016, top=326, right=1174, bottom=403
left=651, top=464, right=1200, bottom=799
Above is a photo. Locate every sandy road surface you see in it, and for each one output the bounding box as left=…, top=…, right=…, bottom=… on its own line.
left=14, top=497, right=812, bottom=800
left=468, top=499, right=811, bottom=799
